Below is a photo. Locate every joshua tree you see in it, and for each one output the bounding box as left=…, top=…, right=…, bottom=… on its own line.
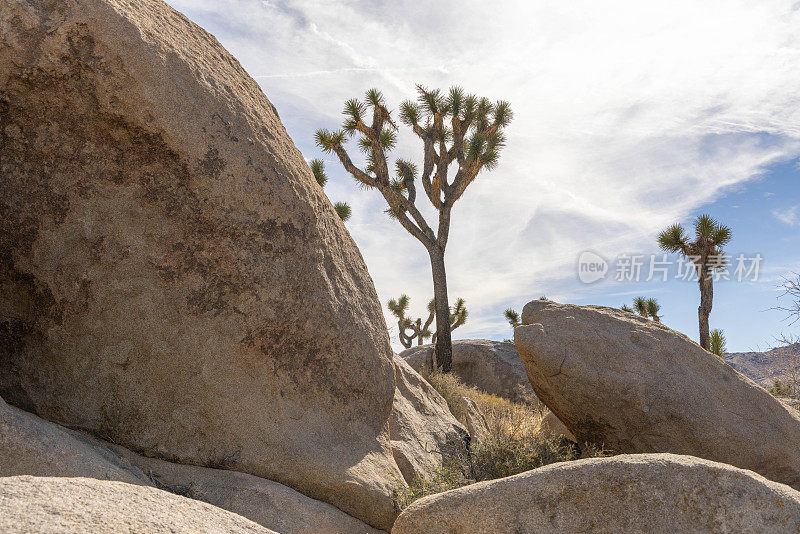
left=504, top=308, right=520, bottom=328
left=388, top=295, right=467, bottom=349
left=310, top=159, right=352, bottom=221
left=633, top=297, right=649, bottom=318
left=658, top=214, right=732, bottom=350
left=646, top=298, right=661, bottom=322
left=316, top=86, right=512, bottom=372
left=709, top=329, right=727, bottom=357
left=620, top=304, right=635, bottom=313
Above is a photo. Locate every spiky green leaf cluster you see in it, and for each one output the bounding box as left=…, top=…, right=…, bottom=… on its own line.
left=399, top=100, right=421, bottom=126
left=309, top=158, right=327, bottom=187
left=379, top=128, right=397, bottom=150
left=343, top=98, right=366, bottom=133
left=658, top=223, right=688, bottom=253
left=504, top=308, right=520, bottom=328
left=450, top=298, right=468, bottom=326
left=334, top=202, right=351, bottom=222
left=633, top=296, right=648, bottom=317
left=645, top=298, right=661, bottom=321
left=709, top=329, right=727, bottom=357
left=694, top=214, right=732, bottom=246
left=366, top=88, right=385, bottom=107
left=314, top=129, right=346, bottom=153
left=388, top=294, right=411, bottom=319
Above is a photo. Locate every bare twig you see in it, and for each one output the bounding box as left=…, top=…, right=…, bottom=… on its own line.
left=775, top=272, right=800, bottom=326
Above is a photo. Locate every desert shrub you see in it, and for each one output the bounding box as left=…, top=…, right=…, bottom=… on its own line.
left=393, top=456, right=472, bottom=510
left=770, top=379, right=795, bottom=397
left=472, top=417, right=577, bottom=481
left=394, top=372, right=606, bottom=509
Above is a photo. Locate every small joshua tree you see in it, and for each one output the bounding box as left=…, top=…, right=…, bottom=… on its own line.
left=658, top=214, right=732, bottom=349
left=646, top=298, right=661, bottom=322
left=633, top=297, right=649, bottom=318
left=309, top=159, right=351, bottom=221
left=624, top=298, right=660, bottom=321
left=388, top=295, right=467, bottom=349
left=709, top=329, right=727, bottom=357
left=316, top=86, right=512, bottom=372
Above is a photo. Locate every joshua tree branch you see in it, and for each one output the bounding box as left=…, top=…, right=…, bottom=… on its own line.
left=330, top=144, right=376, bottom=187
left=423, top=311, right=435, bottom=332
left=330, top=141, right=434, bottom=245
left=375, top=181, right=435, bottom=245
left=398, top=321, right=415, bottom=349
left=412, top=125, right=441, bottom=209
left=447, top=163, right=481, bottom=207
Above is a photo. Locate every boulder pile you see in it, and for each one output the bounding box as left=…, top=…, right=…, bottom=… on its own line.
left=514, top=299, right=800, bottom=490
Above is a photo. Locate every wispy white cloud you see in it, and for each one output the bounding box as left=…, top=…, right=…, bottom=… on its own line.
left=773, top=206, right=800, bottom=226
left=169, top=0, right=800, bottom=350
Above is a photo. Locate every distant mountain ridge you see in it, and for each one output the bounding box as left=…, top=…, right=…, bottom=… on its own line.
left=725, top=343, right=800, bottom=387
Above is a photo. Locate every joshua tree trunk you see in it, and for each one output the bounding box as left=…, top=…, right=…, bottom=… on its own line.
left=698, top=270, right=713, bottom=350
left=429, top=245, right=453, bottom=373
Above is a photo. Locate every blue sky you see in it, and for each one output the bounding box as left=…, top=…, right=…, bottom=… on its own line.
left=170, top=0, right=800, bottom=351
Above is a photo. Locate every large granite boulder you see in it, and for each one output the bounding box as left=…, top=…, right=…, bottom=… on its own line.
left=515, top=300, right=800, bottom=489
left=0, top=396, right=383, bottom=533
left=400, top=340, right=534, bottom=403
left=0, top=476, right=276, bottom=534
left=0, top=0, right=399, bottom=527
left=390, top=358, right=468, bottom=484
left=392, top=454, right=800, bottom=533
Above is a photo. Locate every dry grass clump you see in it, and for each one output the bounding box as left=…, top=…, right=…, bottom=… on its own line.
left=394, top=371, right=606, bottom=509
left=428, top=370, right=546, bottom=431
